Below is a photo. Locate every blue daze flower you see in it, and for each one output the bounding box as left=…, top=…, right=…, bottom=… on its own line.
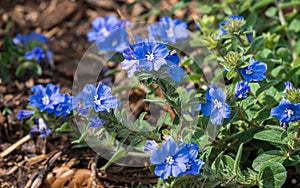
left=48, top=94, right=72, bottom=116
left=29, top=84, right=64, bottom=112
left=13, top=32, right=49, bottom=45
left=30, top=118, right=52, bottom=137
left=148, top=16, right=188, bottom=44
left=17, top=110, right=34, bottom=120
left=133, top=40, right=169, bottom=71
left=25, top=47, right=45, bottom=62
left=89, top=116, right=105, bottom=128
left=144, top=140, right=159, bottom=152
left=235, top=81, right=250, bottom=99
left=271, top=99, right=300, bottom=123
left=150, top=138, right=189, bottom=179
left=202, top=85, right=231, bottom=124
left=240, top=57, right=267, bottom=82
left=283, top=81, right=294, bottom=94
left=94, top=82, right=119, bottom=112
left=179, top=142, right=204, bottom=176
left=216, top=15, right=245, bottom=40
left=87, top=16, right=129, bottom=52
left=121, top=40, right=186, bottom=82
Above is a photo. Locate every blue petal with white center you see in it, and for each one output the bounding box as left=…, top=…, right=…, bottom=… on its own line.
left=240, top=57, right=267, bottom=82
left=271, top=99, right=300, bottom=123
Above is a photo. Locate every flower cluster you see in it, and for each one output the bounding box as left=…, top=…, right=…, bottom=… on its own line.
left=121, top=39, right=186, bottom=82
left=148, top=16, right=188, bottom=44
left=271, top=82, right=300, bottom=124
left=73, top=82, right=120, bottom=128
left=87, top=15, right=130, bottom=52
left=146, top=138, right=204, bottom=179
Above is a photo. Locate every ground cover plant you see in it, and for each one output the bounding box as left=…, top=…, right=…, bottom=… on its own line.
left=1, top=0, right=300, bottom=187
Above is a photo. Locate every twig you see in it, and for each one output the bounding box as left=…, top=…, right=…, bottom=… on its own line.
left=0, top=134, right=30, bottom=159
left=276, top=0, right=296, bottom=60
left=29, top=151, right=62, bottom=188
left=117, top=9, right=136, bottom=44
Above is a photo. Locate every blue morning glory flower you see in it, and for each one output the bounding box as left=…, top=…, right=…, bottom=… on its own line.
left=29, top=84, right=65, bottom=112
left=148, top=16, right=188, bottom=44
left=25, top=47, right=45, bottom=62
left=271, top=99, right=300, bottom=123
left=47, top=94, right=72, bottom=116
left=90, top=116, right=105, bottom=128
left=283, top=81, right=294, bottom=94
left=216, top=15, right=245, bottom=40
left=94, top=82, right=119, bottom=112
left=202, top=85, right=231, bottom=125
left=179, top=142, right=204, bottom=176
left=235, top=81, right=250, bottom=99
left=17, top=110, right=34, bottom=120
left=30, top=118, right=52, bottom=137
left=144, top=140, right=159, bottom=152
left=240, top=57, right=267, bottom=82
left=13, top=32, right=49, bottom=45
left=150, top=138, right=189, bottom=179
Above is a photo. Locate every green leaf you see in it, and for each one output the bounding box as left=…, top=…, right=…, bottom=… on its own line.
left=286, top=65, right=300, bottom=80
left=234, top=143, right=243, bottom=177
left=252, top=150, right=286, bottom=171
left=258, top=162, right=287, bottom=188
left=247, top=36, right=266, bottom=53
left=254, top=129, right=286, bottom=144
left=255, top=80, right=279, bottom=96
left=226, top=71, right=237, bottom=80
left=265, top=7, right=277, bottom=18
left=15, top=61, right=42, bottom=77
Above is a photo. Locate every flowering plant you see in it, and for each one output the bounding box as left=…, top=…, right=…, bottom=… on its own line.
left=18, top=1, right=300, bottom=187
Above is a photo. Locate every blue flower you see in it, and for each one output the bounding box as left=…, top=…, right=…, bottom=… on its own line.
left=93, top=82, right=120, bottom=112
left=179, top=142, right=204, bottom=176
left=216, top=15, right=245, bottom=40
left=121, top=40, right=169, bottom=73
left=29, top=84, right=64, bottom=112
left=90, top=116, right=105, bottom=128
left=150, top=138, right=189, bottom=179
left=77, top=106, right=89, bottom=116
left=144, top=140, right=159, bottom=152
left=235, top=81, right=250, bottom=99
left=133, top=40, right=169, bottom=71
left=30, top=118, right=52, bottom=137
left=17, top=110, right=34, bottom=120
left=87, top=16, right=129, bottom=52
left=13, top=32, right=49, bottom=45
left=240, top=57, right=267, bottom=82
left=148, top=16, right=188, bottom=44
left=271, top=99, right=300, bottom=123
left=164, top=50, right=186, bottom=82
left=202, top=85, right=231, bottom=124
left=283, top=81, right=294, bottom=94
left=47, top=94, right=72, bottom=116
left=25, top=47, right=45, bottom=62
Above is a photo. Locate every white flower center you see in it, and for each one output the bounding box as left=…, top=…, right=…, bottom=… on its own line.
left=285, top=108, right=294, bottom=117
left=186, top=162, right=192, bottom=170
left=42, top=95, right=50, bottom=105
left=94, top=95, right=101, bottom=106
left=112, top=39, right=118, bottom=46
left=101, top=28, right=110, bottom=38
left=245, top=66, right=253, bottom=75
left=165, top=156, right=174, bottom=165
left=56, top=105, right=62, bottom=112
left=146, top=53, right=154, bottom=61
left=213, top=99, right=223, bottom=109
left=166, top=27, right=174, bottom=38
